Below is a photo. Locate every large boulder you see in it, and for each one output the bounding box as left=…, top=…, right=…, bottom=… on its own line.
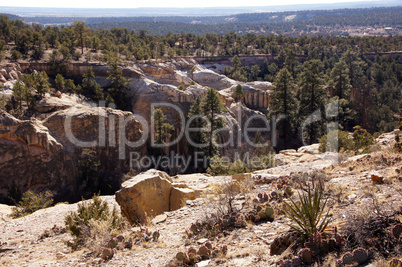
left=115, top=169, right=198, bottom=224
left=170, top=187, right=198, bottom=211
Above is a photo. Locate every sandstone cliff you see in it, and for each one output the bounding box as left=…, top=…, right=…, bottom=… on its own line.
left=0, top=59, right=274, bottom=200
left=0, top=104, right=146, bottom=202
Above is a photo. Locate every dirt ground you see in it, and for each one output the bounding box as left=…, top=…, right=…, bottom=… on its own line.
left=0, top=147, right=401, bottom=267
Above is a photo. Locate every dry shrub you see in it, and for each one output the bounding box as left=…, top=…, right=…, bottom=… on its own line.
left=289, top=170, right=328, bottom=192
left=190, top=177, right=254, bottom=239
left=342, top=196, right=402, bottom=259
left=65, top=194, right=125, bottom=250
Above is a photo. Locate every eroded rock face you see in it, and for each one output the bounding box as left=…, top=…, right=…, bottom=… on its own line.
left=44, top=106, right=145, bottom=154
left=0, top=112, right=72, bottom=201
left=1, top=59, right=275, bottom=201
left=0, top=63, right=22, bottom=82
left=115, top=169, right=198, bottom=224
left=0, top=105, right=146, bottom=202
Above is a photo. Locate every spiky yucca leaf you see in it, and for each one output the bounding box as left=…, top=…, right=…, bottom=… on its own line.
left=282, top=187, right=333, bottom=239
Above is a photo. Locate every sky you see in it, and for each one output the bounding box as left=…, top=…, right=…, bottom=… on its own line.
left=0, top=0, right=378, bottom=9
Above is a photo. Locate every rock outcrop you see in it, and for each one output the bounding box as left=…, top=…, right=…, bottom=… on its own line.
left=192, top=68, right=237, bottom=90
left=376, top=130, right=398, bottom=149
left=0, top=105, right=146, bottom=202
left=1, top=59, right=276, bottom=200
left=44, top=106, right=145, bottom=154
left=115, top=169, right=199, bottom=224
left=0, top=111, right=71, bottom=201
left=275, top=146, right=322, bottom=165
left=35, top=93, right=92, bottom=114
left=0, top=63, right=22, bottom=83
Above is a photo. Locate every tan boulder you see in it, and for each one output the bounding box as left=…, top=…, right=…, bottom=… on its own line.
left=116, top=169, right=173, bottom=224
left=35, top=94, right=90, bottom=113
left=116, top=169, right=198, bottom=224
left=170, top=187, right=198, bottom=211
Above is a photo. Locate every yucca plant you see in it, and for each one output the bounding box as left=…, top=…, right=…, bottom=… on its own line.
left=282, top=187, right=332, bottom=240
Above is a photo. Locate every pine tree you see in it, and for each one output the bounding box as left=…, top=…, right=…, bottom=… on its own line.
left=233, top=84, right=244, bottom=102
left=189, top=66, right=196, bottom=81
left=81, top=67, right=104, bottom=101
left=269, top=68, right=298, bottom=147
left=232, top=55, right=241, bottom=81
left=188, top=96, right=207, bottom=149
left=74, top=21, right=88, bottom=55
left=65, top=79, right=76, bottom=93
left=153, top=108, right=174, bottom=145
left=284, top=48, right=300, bottom=78
left=107, top=56, right=131, bottom=110
left=21, top=73, right=39, bottom=110
left=30, top=71, right=51, bottom=99
left=330, top=60, right=352, bottom=100
left=298, top=60, right=327, bottom=144
left=250, top=65, right=261, bottom=81
left=12, top=79, right=24, bottom=113
left=55, top=73, right=65, bottom=92
left=201, top=88, right=225, bottom=157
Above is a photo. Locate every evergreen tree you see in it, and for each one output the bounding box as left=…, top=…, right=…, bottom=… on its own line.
left=74, top=21, right=88, bottom=55
left=65, top=79, right=76, bottom=93
left=250, top=65, right=261, bottom=81
left=330, top=60, right=352, bottom=100
left=12, top=79, right=24, bottom=113
left=24, top=71, right=51, bottom=99
left=189, top=66, right=196, bottom=81
left=201, top=88, right=225, bottom=157
left=55, top=73, right=65, bottom=92
left=348, top=59, right=370, bottom=129
left=107, top=56, right=131, bottom=110
left=187, top=96, right=207, bottom=148
left=298, top=60, right=327, bottom=144
left=269, top=68, right=298, bottom=147
left=81, top=67, right=104, bottom=101
left=233, top=84, right=244, bottom=102
left=284, top=48, right=300, bottom=78
left=226, top=55, right=247, bottom=81
left=153, top=108, right=174, bottom=145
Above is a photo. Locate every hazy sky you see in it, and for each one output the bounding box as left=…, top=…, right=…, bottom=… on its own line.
left=0, top=0, right=377, bottom=8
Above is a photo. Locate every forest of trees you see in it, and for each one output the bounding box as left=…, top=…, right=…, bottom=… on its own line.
left=0, top=15, right=401, bottom=140
left=14, top=6, right=402, bottom=37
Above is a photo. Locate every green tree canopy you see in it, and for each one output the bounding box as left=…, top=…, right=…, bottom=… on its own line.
left=298, top=60, right=327, bottom=144
left=269, top=67, right=299, bottom=146
left=201, top=88, right=225, bottom=157
left=81, top=67, right=104, bottom=101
